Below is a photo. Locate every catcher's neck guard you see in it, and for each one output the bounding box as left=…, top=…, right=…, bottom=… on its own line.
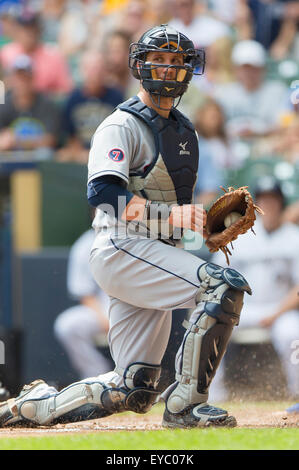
left=129, top=24, right=205, bottom=107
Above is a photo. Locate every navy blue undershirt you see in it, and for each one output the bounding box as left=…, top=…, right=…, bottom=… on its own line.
left=87, top=175, right=134, bottom=218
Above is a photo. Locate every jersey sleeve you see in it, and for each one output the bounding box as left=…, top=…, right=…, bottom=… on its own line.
left=88, top=123, right=135, bottom=185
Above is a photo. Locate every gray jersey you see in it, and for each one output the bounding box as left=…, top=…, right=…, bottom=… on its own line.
left=88, top=108, right=155, bottom=237
left=88, top=107, right=199, bottom=242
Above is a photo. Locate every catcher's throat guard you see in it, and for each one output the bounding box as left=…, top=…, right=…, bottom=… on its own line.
left=205, top=186, right=264, bottom=264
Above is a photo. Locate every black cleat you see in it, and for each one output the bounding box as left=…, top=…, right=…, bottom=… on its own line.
left=162, top=403, right=237, bottom=428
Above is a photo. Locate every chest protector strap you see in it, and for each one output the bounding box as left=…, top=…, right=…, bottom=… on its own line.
left=117, top=97, right=199, bottom=207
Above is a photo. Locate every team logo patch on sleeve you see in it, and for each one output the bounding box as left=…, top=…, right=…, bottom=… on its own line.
left=108, top=148, right=125, bottom=162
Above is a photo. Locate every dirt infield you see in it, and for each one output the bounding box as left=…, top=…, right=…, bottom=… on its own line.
left=0, top=403, right=297, bottom=437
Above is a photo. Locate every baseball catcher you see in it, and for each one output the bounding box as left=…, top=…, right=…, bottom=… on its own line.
left=0, top=25, right=255, bottom=429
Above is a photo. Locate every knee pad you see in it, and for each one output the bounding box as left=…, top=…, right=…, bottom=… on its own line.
left=101, top=362, right=161, bottom=414
left=196, top=262, right=251, bottom=326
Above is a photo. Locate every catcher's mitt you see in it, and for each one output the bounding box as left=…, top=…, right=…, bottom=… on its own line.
left=205, top=186, right=263, bottom=264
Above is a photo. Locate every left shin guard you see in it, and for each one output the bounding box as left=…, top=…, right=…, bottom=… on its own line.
left=165, top=262, right=251, bottom=414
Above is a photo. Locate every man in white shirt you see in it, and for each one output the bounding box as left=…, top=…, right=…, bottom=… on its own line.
left=214, top=40, right=289, bottom=138
left=168, top=0, right=231, bottom=48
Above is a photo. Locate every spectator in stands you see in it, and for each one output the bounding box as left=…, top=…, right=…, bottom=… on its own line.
left=56, top=0, right=101, bottom=57
left=177, top=82, right=207, bottom=123
left=207, top=0, right=241, bottom=26
left=113, top=0, right=151, bottom=41
left=194, top=140, right=224, bottom=208
left=57, top=50, right=124, bottom=163
left=210, top=176, right=299, bottom=401
left=213, top=40, right=289, bottom=140
left=145, top=0, right=172, bottom=27
left=54, top=227, right=112, bottom=380
left=102, top=30, right=132, bottom=97
left=247, top=0, right=299, bottom=58
left=0, top=54, right=61, bottom=153
left=0, top=1, right=21, bottom=47
left=192, top=101, right=227, bottom=207
left=0, top=11, right=73, bottom=97
left=193, top=36, right=234, bottom=95
left=39, top=0, right=68, bottom=44
left=283, top=200, right=299, bottom=225
left=248, top=81, right=299, bottom=162
left=194, top=99, right=241, bottom=170
left=168, top=0, right=232, bottom=49
left=270, top=96, right=299, bottom=162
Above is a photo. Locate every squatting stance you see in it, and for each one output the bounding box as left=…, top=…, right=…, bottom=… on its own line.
left=0, top=25, right=251, bottom=428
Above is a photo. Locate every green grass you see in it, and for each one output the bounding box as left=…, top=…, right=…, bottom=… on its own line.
left=0, top=428, right=298, bottom=450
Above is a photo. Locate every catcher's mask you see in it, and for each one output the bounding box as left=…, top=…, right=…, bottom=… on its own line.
left=129, top=24, right=205, bottom=106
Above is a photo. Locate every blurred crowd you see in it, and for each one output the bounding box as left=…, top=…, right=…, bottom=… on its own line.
left=0, top=0, right=298, bottom=172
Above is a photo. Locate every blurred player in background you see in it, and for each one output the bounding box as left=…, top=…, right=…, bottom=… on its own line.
left=210, top=176, right=299, bottom=401
left=0, top=24, right=252, bottom=429
left=54, top=227, right=112, bottom=380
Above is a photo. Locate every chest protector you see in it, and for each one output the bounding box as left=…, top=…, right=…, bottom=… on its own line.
left=117, top=97, right=199, bottom=241
left=118, top=96, right=199, bottom=206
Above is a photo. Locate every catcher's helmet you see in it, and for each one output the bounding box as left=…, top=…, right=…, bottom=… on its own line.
left=129, top=24, right=205, bottom=99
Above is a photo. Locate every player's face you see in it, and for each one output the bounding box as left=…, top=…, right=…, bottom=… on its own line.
left=146, top=51, right=185, bottom=81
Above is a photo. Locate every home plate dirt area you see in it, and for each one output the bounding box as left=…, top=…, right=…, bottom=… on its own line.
left=0, top=402, right=297, bottom=436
